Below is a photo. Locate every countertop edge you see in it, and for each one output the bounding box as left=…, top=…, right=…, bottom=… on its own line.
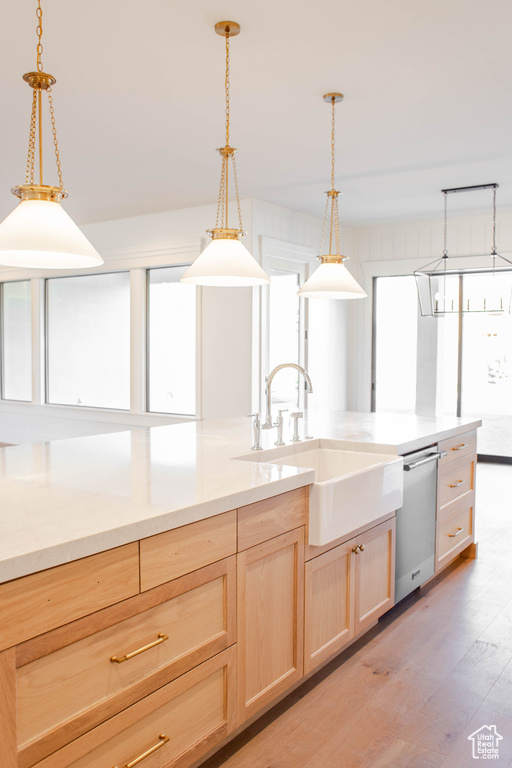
left=0, top=469, right=316, bottom=584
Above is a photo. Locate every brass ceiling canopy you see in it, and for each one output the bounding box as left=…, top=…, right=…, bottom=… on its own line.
left=214, top=21, right=241, bottom=37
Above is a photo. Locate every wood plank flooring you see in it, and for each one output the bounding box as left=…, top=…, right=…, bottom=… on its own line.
left=200, top=462, right=512, bottom=767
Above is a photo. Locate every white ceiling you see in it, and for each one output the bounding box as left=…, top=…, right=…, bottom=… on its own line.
left=1, top=0, right=512, bottom=228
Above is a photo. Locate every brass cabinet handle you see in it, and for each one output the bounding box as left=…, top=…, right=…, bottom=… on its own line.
left=359, top=544, right=365, bottom=552
left=352, top=546, right=360, bottom=555
left=112, top=734, right=170, bottom=768
left=451, top=444, right=467, bottom=451
left=448, top=527, right=464, bottom=538
left=448, top=480, right=466, bottom=488
left=110, top=633, right=168, bottom=664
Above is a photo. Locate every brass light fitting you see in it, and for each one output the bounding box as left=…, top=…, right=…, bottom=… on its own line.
left=180, top=21, right=269, bottom=286
left=14, top=1, right=66, bottom=204
left=0, top=0, right=103, bottom=268
left=320, top=93, right=346, bottom=265
left=297, top=93, right=366, bottom=299
left=210, top=21, right=244, bottom=241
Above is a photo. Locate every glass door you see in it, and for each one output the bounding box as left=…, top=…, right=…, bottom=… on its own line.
left=460, top=273, right=512, bottom=459
left=373, top=272, right=512, bottom=460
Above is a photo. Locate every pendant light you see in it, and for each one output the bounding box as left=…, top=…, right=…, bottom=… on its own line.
left=0, top=1, right=103, bottom=269
left=298, top=93, right=366, bottom=300
left=415, top=184, right=512, bottom=316
left=181, top=22, right=269, bottom=287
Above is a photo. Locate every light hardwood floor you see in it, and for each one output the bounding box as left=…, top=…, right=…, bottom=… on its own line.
left=201, top=462, right=512, bottom=768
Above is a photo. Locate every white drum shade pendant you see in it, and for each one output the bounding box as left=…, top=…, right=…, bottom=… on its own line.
left=181, top=22, right=269, bottom=287
left=0, top=1, right=103, bottom=269
left=298, top=94, right=365, bottom=300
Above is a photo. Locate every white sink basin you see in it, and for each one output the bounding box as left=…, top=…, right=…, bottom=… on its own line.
left=269, top=448, right=403, bottom=545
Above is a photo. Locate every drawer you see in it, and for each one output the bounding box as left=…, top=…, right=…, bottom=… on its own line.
left=438, top=455, right=475, bottom=512
left=31, top=647, right=236, bottom=768
left=0, top=544, right=139, bottom=653
left=237, top=487, right=307, bottom=550
left=436, top=494, right=474, bottom=571
left=140, top=510, right=237, bottom=591
left=438, top=430, right=477, bottom=466
left=17, top=558, right=236, bottom=768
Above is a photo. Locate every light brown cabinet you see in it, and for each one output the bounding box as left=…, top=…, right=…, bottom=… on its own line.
left=304, top=517, right=395, bottom=674
left=32, top=647, right=236, bottom=768
left=353, top=517, right=395, bottom=636
left=1, top=464, right=473, bottom=768
left=436, top=429, right=477, bottom=573
left=237, top=527, right=305, bottom=724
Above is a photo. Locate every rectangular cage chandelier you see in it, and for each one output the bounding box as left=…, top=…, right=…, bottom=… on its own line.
left=415, top=184, right=512, bottom=316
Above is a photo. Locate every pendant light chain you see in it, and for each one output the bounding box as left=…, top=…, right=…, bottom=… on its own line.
left=36, top=0, right=44, bottom=71
left=214, top=26, right=243, bottom=233
left=47, top=91, right=64, bottom=189
left=319, top=196, right=329, bottom=257
left=331, top=96, right=336, bottom=190
left=25, top=90, right=38, bottom=185
left=319, top=94, right=342, bottom=260
left=225, top=31, right=230, bottom=147
left=23, top=0, right=64, bottom=190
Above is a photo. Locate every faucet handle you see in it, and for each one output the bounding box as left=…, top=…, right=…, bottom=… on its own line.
left=277, top=408, right=288, bottom=419
left=248, top=413, right=262, bottom=451
left=290, top=411, right=303, bottom=443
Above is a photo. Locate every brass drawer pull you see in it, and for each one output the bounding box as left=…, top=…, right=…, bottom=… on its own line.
left=110, top=633, right=168, bottom=664
left=112, top=734, right=170, bottom=768
left=448, top=527, right=464, bottom=538
left=451, top=443, right=467, bottom=451
left=448, top=480, right=466, bottom=488
left=352, top=544, right=365, bottom=555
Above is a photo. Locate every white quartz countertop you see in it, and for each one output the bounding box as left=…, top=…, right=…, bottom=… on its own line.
left=0, top=411, right=481, bottom=584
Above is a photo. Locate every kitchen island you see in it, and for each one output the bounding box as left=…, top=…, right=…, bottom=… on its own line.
left=0, top=412, right=480, bottom=768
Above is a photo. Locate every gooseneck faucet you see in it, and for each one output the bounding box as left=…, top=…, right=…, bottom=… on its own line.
left=263, top=363, right=313, bottom=428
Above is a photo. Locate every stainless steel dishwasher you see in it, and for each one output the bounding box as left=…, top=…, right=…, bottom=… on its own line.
left=395, top=445, right=446, bottom=603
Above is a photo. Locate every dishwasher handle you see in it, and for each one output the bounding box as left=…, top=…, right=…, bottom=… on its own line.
left=404, top=451, right=447, bottom=471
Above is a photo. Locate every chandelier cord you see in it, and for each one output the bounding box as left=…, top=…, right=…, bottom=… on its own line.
left=442, top=191, right=448, bottom=257
left=492, top=185, right=497, bottom=256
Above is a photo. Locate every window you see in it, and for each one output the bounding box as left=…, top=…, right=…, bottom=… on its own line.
left=2, top=281, right=32, bottom=402
left=46, top=272, right=130, bottom=409
left=147, top=266, right=196, bottom=416
left=373, top=276, right=418, bottom=413
left=267, top=268, right=303, bottom=409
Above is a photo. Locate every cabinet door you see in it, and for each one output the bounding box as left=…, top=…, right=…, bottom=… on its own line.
left=237, top=528, right=304, bottom=725
left=353, top=518, right=395, bottom=636
left=304, top=540, right=355, bottom=674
